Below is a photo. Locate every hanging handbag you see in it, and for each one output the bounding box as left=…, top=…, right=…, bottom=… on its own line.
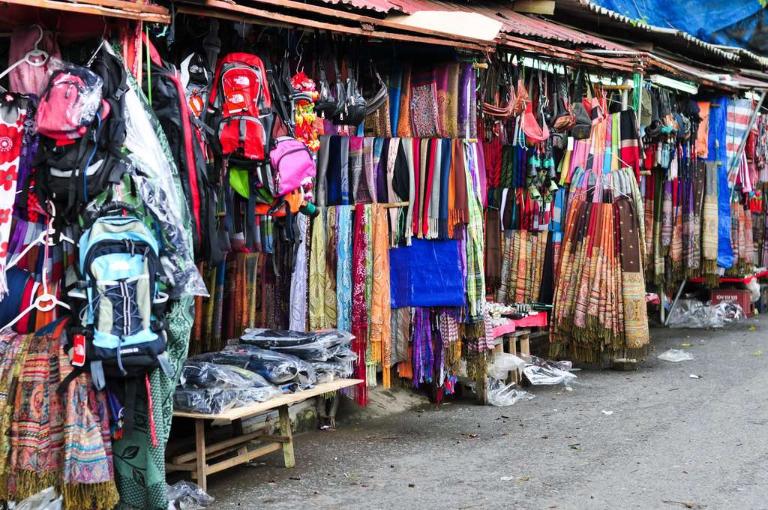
left=552, top=71, right=576, bottom=132
left=569, top=68, right=592, bottom=139
left=334, top=59, right=366, bottom=126
left=522, top=72, right=549, bottom=145
left=365, top=61, right=388, bottom=115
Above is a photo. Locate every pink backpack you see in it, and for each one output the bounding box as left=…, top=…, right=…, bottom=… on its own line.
left=270, top=136, right=315, bottom=196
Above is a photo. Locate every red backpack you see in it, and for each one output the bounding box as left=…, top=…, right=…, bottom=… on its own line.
left=208, top=53, right=273, bottom=161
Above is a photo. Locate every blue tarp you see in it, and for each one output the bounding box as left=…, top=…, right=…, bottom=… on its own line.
left=705, top=96, right=734, bottom=270
left=588, top=0, right=767, bottom=53
left=389, top=239, right=465, bottom=308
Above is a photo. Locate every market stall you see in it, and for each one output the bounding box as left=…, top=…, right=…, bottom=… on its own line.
left=0, top=0, right=764, bottom=506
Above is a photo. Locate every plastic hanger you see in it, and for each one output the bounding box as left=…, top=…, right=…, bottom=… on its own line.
left=6, top=202, right=74, bottom=271
left=2, top=202, right=70, bottom=331
left=0, top=25, right=50, bottom=83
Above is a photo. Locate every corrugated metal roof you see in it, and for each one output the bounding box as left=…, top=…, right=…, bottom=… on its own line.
left=315, top=0, right=630, bottom=50
left=314, top=0, right=404, bottom=13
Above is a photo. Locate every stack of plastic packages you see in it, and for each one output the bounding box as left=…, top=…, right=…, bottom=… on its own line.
left=240, top=329, right=357, bottom=383
left=173, top=361, right=282, bottom=414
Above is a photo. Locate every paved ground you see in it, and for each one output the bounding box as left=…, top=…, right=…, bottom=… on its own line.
left=210, top=317, right=768, bottom=509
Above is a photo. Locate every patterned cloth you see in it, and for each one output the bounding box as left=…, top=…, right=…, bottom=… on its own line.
left=289, top=215, right=309, bottom=331
left=336, top=206, right=353, bottom=331
left=0, top=95, right=26, bottom=299
left=369, top=205, right=392, bottom=386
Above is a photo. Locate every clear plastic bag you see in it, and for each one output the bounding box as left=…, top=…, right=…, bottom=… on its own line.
left=167, top=480, right=214, bottom=509
left=173, top=386, right=281, bottom=414
left=108, top=42, right=205, bottom=298
left=180, top=361, right=272, bottom=389
left=487, top=378, right=535, bottom=407
left=12, top=487, right=62, bottom=510
left=666, top=299, right=744, bottom=328
left=657, top=349, right=694, bottom=362
left=488, top=353, right=526, bottom=380
left=522, top=355, right=577, bottom=386
left=36, top=66, right=103, bottom=140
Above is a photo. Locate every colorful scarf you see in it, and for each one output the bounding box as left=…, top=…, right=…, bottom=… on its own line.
left=458, top=63, right=477, bottom=140
left=397, top=65, right=413, bottom=138
left=369, top=205, right=391, bottom=386
left=350, top=203, right=369, bottom=405
left=464, top=143, right=486, bottom=321
left=336, top=206, right=353, bottom=332
left=9, top=326, right=64, bottom=500
left=0, top=330, right=30, bottom=498
left=324, top=207, right=338, bottom=327
left=349, top=136, right=366, bottom=203
left=309, top=209, right=329, bottom=330
left=0, top=95, right=26, bottom=299
left=59, top=347, right=119, bottom=510
left=410, top=69, right=439, bottom=138
left=702, top=162, right=719, bottom=281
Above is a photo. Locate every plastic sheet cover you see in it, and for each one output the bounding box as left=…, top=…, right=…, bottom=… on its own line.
left=588, top=0, right=764, bottom=51
left=706, top=97, right=734, bottom=269
left=389, top=239, right=465, bottom=308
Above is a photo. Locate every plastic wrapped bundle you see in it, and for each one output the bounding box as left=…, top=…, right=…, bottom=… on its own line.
left=180, top=361, right=272, bottom=389
left=174, top=386, right=281, bottom=414
left=193, top=346, right=316, bottom=388
left=240, top=329, right=354, bottom=362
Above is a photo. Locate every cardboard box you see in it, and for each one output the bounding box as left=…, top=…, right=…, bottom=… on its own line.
left=711, top=289, right=753, bottom=317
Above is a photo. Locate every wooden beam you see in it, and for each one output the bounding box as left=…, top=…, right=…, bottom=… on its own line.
left=513, top=0, right=556, bottom=15
left=1, top=0, right=170, bottom=22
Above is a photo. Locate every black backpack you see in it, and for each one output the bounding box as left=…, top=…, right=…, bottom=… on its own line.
left=36, top=48, right=128, bottom=219
left=145, top=39, right=229, bottom=265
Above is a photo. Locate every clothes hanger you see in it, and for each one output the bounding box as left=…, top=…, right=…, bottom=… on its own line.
left=0, top=25, right=50, bottom=83
left=6, top=201, right=75, bottom=271
left=2, top=202, right=70, bottom=331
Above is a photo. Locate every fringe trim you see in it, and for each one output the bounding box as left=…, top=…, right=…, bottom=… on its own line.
left=62, top=481, right=120, bottom=510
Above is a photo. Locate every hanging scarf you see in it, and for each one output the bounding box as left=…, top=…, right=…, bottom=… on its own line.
left=417, top=138, right=430, bottom=237
left=458, top=63, right=477, bottom=140
left=619, top=109, right=642, bottom=180
left=9, top=326, right=64, bottom=500
left=412, top=308, right=433, bottom=386
left=316, top=135, right=331, bottom=207
left=427, top=138, right=442, bottom=238
left=362, top=137, right=376, bottom=203
left=369, top=205, right=392, bottom=387
left=485, top=208, right=502, bottom=294
left=350, top=203, right=369, bottom=405
left=289, top=214, right=309, bottom=331
left=389, top=67, right=402, bottom=131
left=702, top=162, right=719, bottom=280
left=349, top=136, right=366, bottom=203
left=402, top=138, right=416, bottom=246
left=464, top=143, right=486, bottom=321
left=0, top=96, right=26, bottom=299
left=324, top=207, right=338, bottom=328
left=308, top=210, right=328, bottom=330
left=397, top=65, right=413, bottom=138
left=336, top=206, right=353, bottom=332
left=450, top=139, right=469, bottom=235
left=438, top=138, right=452, bottom=239
left=0, top=330, right=30, bottom=498
left=59, top=346, right=120, bottom=510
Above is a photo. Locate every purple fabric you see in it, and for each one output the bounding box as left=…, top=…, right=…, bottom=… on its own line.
left=413, top=308, right=433, bottom=386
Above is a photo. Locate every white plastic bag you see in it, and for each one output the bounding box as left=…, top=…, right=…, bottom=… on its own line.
left=488, top=353, right=526, bottom=380
left=657, top=349, right=694, bottom=362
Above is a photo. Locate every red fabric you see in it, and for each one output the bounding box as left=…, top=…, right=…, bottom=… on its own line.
left=421, top=139, right=437, bottom=236
left=412, top=138, right=421, bottom=236
left=351, top=203, right=368, bottom=406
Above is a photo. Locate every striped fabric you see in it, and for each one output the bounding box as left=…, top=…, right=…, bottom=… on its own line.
left=727, top=99, right=754, bottom=173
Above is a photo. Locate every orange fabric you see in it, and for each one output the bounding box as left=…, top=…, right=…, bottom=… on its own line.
left=696, top=101, right=710, bottom=159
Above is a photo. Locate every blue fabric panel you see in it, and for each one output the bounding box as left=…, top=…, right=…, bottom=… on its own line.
left=706, top=97, right=734, bottom=269
left=389, top=239, right=465, bottom=308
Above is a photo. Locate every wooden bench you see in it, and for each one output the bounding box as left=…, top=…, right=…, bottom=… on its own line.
left=167, top=379, right=362, bottom=490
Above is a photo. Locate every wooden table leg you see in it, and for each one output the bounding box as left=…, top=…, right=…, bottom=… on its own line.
left=232, top=418, right=248, bottom=456
left=195, top=419, right=207, bottom=491
left=278, top=405, right=295, bottom=468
